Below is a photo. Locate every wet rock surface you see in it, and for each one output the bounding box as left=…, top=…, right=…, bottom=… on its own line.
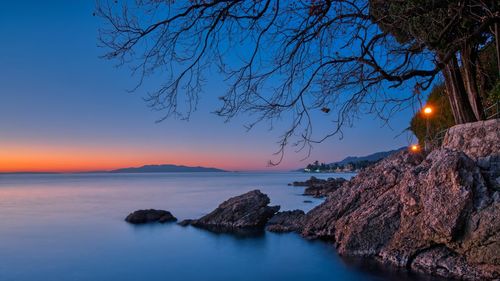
left=266, top=210, right=305, bottom=233
left=300, top=120, right=500, bottom=281
left=125, top=209, right=177, bottom=224
left=180, top=190, right=280, bottom=232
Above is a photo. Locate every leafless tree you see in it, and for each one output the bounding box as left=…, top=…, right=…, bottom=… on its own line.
left=96, top=0, right=498, bottom=163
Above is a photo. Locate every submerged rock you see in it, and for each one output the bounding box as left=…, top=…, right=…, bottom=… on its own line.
left=266, top=210, right=305, bottom=233
left=182, top=190, right=280, bottom=232
left=301, top=120, right=500, bottom=280
left=125, top=209, right=177, bottom=224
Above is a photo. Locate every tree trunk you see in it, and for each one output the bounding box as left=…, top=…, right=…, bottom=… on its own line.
left=495, top=18, right=500, bottom=74
left=442, top=56, right=477, bottom=124
left=461, top=43, right=485, bottom=120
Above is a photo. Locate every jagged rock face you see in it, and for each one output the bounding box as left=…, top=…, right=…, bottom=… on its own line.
left=301, top=127, right=500, bottom=281
left=182, top=190, right=280, bottom=231
left=125, top=209, right=177, bottom=224
left=302, top=151, right=422, bottom=255
left=266, top=210, right=305, bottom=233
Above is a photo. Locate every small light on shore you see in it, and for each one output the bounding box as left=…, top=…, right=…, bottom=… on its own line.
left=423, top=106, right=433, bottom=115
left=410, top=144, right=420, bottom=152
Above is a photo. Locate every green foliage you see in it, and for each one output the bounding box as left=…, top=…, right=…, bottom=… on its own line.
left=488, top=81, right=500, bottom=104
left=410, top=42, right=499, bottom=144
left=370, top=0, right=493, bottom=53
left=479, top=43, right=500, bottom=105
left=410, top=84, right=455, bottom=146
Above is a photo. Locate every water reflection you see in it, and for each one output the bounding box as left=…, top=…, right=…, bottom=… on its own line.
left=0, top=172, right=439, bottom=281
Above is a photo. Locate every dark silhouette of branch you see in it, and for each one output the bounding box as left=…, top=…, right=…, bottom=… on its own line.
left=96, top=0, right=496, bottom=164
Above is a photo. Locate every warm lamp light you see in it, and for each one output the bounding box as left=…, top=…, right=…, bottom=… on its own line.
left=410, top=144, right=420, bottom=152
left=423, top=106, right=432, bottom=115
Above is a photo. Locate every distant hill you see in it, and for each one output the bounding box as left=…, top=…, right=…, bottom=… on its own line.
left=109, top=164, right=226, bottom=173
left=331, top=147, right=406, bottom=166
left=0, top=164, right=227, bottom=174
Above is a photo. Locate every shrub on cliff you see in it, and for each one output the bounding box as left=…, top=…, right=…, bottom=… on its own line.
left=411, top=43, right=500, bottom=144
left=410, top=84, right=455, bottom=146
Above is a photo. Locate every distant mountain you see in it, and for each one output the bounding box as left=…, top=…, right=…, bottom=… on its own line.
left=331, top=147, right=407, bottom=166
left=109, top=164, right=226, bottom=173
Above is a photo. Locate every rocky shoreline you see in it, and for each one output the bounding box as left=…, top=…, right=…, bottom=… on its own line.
left=300, top=119, right=499, bottom=280
left=126, top=119, right=499, bottom=281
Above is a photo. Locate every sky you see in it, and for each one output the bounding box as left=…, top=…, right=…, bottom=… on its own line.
left=0, top=1, right=419, bottom=173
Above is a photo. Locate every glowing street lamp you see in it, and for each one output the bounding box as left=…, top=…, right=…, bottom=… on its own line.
left=422, top=105, right=434, bottom=152
left=410, top=144, right=420, bottom=153
left=423, top=106, right=433, bottom=115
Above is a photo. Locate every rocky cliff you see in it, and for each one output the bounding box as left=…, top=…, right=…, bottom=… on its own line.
left=301, top=119, right=499, bottom=280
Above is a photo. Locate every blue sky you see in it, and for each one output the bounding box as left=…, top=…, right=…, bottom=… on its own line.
left=0, top=0, right=418, bottom=172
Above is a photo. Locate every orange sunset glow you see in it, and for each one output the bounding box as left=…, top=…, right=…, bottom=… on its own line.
left=0, top=142, right=266, bottom=173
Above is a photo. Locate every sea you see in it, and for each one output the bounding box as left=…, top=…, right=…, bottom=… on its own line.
left=0, top=172, right=444, bottom=281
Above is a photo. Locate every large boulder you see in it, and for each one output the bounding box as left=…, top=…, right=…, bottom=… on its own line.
left=301, top=121, right=500, bottom=281
left=266, top=210, right=305, bottom=233
left=125, top=209, right=177, bottom=224
left=181, top=190, right=280, bottom=231
left=442, top=119, right=499, bottom=190
left=442, top=119, right=499, bottom=160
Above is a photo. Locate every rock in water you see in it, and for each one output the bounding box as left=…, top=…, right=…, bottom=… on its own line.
left=266, top=210, right=305, bottom=233
left=301, top=119, right=500, bottom=280
left=183, top=190, right=280, bottom=231
left=291, top=176, right=347, bottom=197
left=303, top=177, right=347, bottom=198
left=125, top=209, right=177, bottom=224
left=291, top=176, right=324, bottom=187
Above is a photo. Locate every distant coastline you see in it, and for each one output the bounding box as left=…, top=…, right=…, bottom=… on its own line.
left=108, top=164, right=226, bottom=173
left=0, top=164, right=227, bottom=174
left=297, top=147, right=406, bottom=173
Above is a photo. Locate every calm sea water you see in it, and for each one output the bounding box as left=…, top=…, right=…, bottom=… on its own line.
left=0, top=172, right=442, bottom=281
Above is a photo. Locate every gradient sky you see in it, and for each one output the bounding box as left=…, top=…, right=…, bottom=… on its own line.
left=0, top=1, right=419, bottom=172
